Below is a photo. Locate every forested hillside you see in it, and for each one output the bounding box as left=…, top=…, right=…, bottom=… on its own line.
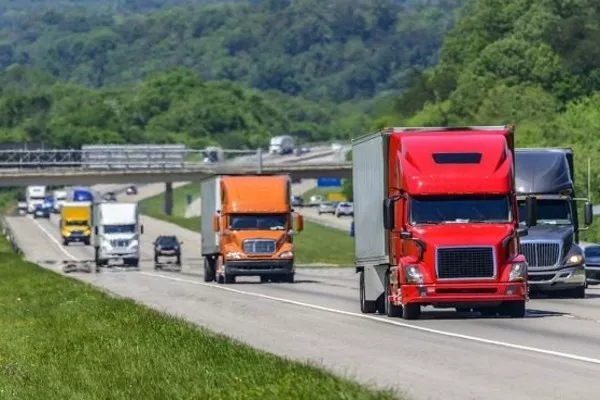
left=376, top=0, right=600, bottom=239
left=0, top=66, right=364, bottom=148
left=0, top=0, right=462, bottom=101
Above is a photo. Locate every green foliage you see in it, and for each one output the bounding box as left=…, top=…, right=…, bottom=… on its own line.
left=382, top=0, right=600, bottom=241
left=0, top=0, right=462, bottom=102
left=0, top=66, right=357, bottom=147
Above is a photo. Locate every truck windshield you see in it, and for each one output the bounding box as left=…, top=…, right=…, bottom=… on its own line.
left=104, top=224, right=136, bottom=234
left=410, top=195, right=511, bottom=224
left=517, top=199, right=572, bottom=225
left=66, top=220, right=88, bottom=226
left=229, top=214, right=287, bottom=230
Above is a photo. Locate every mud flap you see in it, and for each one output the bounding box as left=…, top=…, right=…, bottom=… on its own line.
left=364, top=264, right=387, bottom=302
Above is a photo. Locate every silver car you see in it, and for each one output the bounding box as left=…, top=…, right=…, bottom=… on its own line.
left=335, top=202, right=354, bottom=217
left=318, top=201, right=337, bottom=215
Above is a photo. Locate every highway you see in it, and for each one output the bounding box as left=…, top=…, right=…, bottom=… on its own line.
left=4, top=179, right=600, bottom=400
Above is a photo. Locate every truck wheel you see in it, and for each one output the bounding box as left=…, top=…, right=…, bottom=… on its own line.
left=359, top=270, right=377, bottom=314
left=503, top=300, right=526, bottom=318
left=260, top=276, right=270, bottom=283
left=455, top=307, right=472, bottom=313
left=402, top=303, right=421, bottom=320
left=203, top=257, right=216, bottom=282
left=130, top=259, right=139, bottom=268
left=384, top=274, right=402, bottom=317
left=224, top=274, right=236, bottom=284
left=84, top=238, right=90, bottom=246
left=283, top=273, right=295, bottom=283
left=62, top=238, right=68, bottom=246
left=176, top=256, right=181, bottom=266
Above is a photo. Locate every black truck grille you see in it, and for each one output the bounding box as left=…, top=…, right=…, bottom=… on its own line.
left=436, top=247, right=495, bottom=279
left=519, top=242, right=560, bottom=267
left=243, top=239, right=276, bottom=254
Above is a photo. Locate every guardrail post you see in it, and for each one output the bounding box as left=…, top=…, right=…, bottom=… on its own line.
left=164, top=182, right=173, bottom=216
left=257, top=147, right=263, bottom=174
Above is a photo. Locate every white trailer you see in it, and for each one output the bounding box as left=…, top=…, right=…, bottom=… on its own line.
left=201, top=176, right=221, bottom=256
left=26, top=185, right=46, bottom=213
left=269, top=135, right=294, bottom=155
left=53, top=189, right=67, bottom=213
left=93, top=202, right=143, bottom=269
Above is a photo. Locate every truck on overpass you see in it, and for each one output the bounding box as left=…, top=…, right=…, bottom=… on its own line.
left=352, top=126, right=530, bottom=320
left=515, top=148, right=594, bottom=298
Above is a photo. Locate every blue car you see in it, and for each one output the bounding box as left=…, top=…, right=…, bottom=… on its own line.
left=33, top=204, right=50, bottom=219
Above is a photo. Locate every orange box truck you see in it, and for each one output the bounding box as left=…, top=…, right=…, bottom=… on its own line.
left=201, top=174, right=304, bottom=284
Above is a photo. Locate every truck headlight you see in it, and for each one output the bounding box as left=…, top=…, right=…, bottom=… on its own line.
left=566, top=254, right=583, bottom=266
left=226, top=252, right=242, bottom=259
left=509, top=262, right=527, bottom=282
left=404, top=265, right=424, bottom=284
left=279, top=251, right=294, bottom=259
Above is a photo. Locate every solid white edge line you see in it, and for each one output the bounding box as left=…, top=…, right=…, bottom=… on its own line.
left=31, top=216, right=78, bottom=261
left=139, top=271, right=600, bottom=366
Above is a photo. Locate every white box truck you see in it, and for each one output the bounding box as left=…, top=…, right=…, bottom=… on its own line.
left=93, top=202, right=143, bottom=268
left=26, top=185, right=46, bottom=213
left=269, top=135, right=294, bottom=155
left=53, top=189, right=67, bottom=213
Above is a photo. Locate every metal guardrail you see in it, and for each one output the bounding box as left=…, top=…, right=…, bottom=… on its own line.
left=0, top=147, right=348, bottom=171
left=1, top=215, right=22, bottom=255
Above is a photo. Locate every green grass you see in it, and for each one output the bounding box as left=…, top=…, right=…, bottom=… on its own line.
left=139, top=185, right=355, bottom=265
left=302, top=186, right=345, bottom=202
left=0, top=238, right=399, bottom=399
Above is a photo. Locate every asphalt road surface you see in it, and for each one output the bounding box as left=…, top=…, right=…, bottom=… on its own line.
left=6, top=158, right=600, bottom=399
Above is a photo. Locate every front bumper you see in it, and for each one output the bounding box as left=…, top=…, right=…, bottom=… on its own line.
left=64, top=233, right=90, bottom=242
left=527, top=266, right=586, bottom=290
left=585, top=264, right=600, bottom=284
left=224, top=259, right=294, bottom=276
left=99, top=248, right=139, bottom=260
left=400, top=282, right=527, bottom=307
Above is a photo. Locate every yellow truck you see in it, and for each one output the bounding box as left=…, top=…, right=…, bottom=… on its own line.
left=60, top=201, right=92, bottom=246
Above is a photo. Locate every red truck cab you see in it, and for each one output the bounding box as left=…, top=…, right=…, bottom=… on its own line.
left=352, top=126, right=533, bottom=320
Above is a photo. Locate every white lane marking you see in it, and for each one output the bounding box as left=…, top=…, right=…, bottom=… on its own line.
left=31, top=217, right=78, bottom=261
left=139, top=271, right=600, bottom=366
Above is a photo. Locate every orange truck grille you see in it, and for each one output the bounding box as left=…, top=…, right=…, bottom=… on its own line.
left=243, top=239, right=276, bottom=254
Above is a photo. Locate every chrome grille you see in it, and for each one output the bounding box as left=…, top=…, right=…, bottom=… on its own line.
left=243, top=239, right=276, bottom=254
left=110, top=239, right=130, bottom=248
left=436, top=247, right=495, bottom=279
left=519, top=242, right=560, bottom=267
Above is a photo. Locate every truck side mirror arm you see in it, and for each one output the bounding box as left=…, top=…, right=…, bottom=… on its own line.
left=517, top=226, right=528, bottom=237
left=525, top=196, right=537, bottom=227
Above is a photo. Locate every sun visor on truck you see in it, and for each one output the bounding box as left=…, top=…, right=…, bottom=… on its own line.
left=432, top=152, right=482, bottom=164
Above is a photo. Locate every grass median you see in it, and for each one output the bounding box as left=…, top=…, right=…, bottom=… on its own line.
left=0, top=237, right=399, bottom=399
left=138, top=184, right=354, bottom=266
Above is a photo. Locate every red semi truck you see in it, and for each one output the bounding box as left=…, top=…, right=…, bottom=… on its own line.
left=352, top=126, right=533, bottom=320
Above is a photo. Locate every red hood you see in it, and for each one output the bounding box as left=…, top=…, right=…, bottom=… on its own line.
left=412, top=224, right=514, bottom=247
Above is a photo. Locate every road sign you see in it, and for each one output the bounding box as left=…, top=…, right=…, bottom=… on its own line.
left=317, top=177, right=341, bottom=187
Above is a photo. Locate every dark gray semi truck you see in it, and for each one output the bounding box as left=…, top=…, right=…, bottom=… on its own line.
left=515, top=148, right=594, bottom=298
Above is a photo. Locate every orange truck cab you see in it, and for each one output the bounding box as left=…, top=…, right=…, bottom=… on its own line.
left=201, top=174, right=304, bottom=284
left=352, top=126, right=533, bottom=320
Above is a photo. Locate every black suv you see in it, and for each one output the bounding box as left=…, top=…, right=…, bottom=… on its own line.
left=153, top=235, right=182, bottom=268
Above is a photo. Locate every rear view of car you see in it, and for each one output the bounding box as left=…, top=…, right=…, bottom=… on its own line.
left=154, top=235, right=182, bottom=268
left=335, top=202, right=353, bottom=217
left=33, top=204, right=50, bottom=219
left=318, top=201, right=336, bottom=215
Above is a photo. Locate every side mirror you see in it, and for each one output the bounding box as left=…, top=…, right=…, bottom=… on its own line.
left=294, top=214, right=304, bottom=232
left=94, top=226, right=98, bottom=235
left=517, top=227, right=528, bottom=237
left=525, top=196, right=537, bottom=227
left=140, top=224, right=144, bottom=234
left=584, top=201, right=593, bottom=226
left=383, top=198, right=396, bottom=230
left=213, top=214, right=220, bottom=232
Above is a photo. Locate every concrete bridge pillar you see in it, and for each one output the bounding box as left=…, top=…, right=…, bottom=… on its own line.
left=164, top=182, right=173, bottom=216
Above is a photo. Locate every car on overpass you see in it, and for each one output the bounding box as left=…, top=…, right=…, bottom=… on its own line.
left=103, top=192, right=118, bottom=202
left=125, top=185, right=138, bottom=195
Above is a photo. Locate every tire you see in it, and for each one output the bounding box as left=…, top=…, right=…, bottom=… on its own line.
left=455, top=307, right=472, bottom=313
left=176, top=256, right=181, bottom=266
left=503, top=300, right=526, bottom=318
left=384, top=273, right=402, bottom=317
left=203, top=257, right=216, bottom=282
left=478, top=307, right=499, bottom=317
left=129, top=259, right=139, bottom=268
left=402, top=303, right=421, bottom=320
left=62, top=238, right=68, bottom=246
left=224, top=273, right=236, bottom=284
left=569, top=285, right=586, bottom=299
left=359, top=270, right=377, bottom=313
left=283, top=273, right=295, bottom=283
left=260, top=276, right=270, bottom=283
left=84, top=238, right=90, bottom=246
